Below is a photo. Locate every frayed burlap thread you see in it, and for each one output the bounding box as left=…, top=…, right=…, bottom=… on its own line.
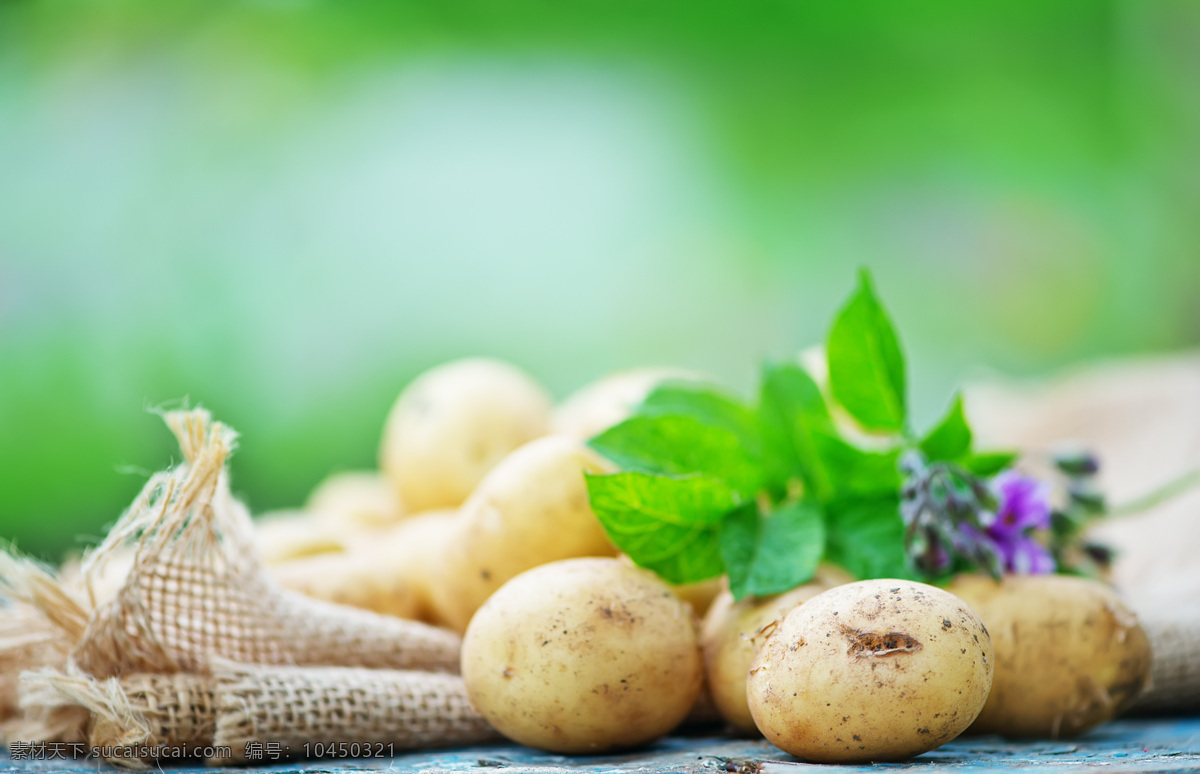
left=91, top=672, right=215, bottom=757
left=0, top=602, right=71, bottom=730
left=17, top=665, right=214, bottom=768
left=0, top=555, right=87, bottom=737
left=4, top=659, right=90, bottom=749
left=17, top=662, right=495, bottom=768
left=20, top=666, right=213, bottom=769
left=212, top=660, right=497, bottom=764
left=2, top=408, right=459, bottom=682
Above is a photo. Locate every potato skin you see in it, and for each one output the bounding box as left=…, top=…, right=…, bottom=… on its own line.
left=427, top=436, right=616, bottom=633
left=747, top=579, right=993, bottom=763
left=948, top=573, right=1151, bottom=738
left=701, top=566, right=852, bottom=735
left=380, top=358, right=551, bottom=512
left=307, top=471, right=403, bottom=530
left=253, top=511, right=349, bottom=566
left=271, top=510, right=457, bottom=621
left=461, top=558, right=703, bottom=754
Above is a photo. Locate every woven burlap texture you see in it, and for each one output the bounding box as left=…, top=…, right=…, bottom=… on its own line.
left=19, top=660, right=495, bottom=768
left=213, top=660, right=497, bottom=764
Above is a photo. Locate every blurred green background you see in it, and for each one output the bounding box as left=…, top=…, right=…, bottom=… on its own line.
left=1, top=1, right=1197, bottom=559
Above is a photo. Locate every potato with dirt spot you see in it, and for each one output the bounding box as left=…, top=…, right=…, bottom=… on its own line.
left=701, top=565, right=852, bottom=735
left=747, top=579, right=993, bottom=763
left=461, top=557, right=703, bottom=754
left=948, top=573, right=1151, bottom=738
left=427, top=436, right=616, bottom=633
left=380, top=358, right=552, bottom=512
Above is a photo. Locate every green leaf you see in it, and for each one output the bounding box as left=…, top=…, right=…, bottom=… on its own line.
left=758, top=361, right=835, bottom=500
left=638, top=380, right=761, bottom=455
left=584, top=471, right=732, bottom=584
left=920, top=392, right=972, bottom=462
left=720, top=500, right=826, bottom=601
left=960, top=451, right=1018, bottom=477
left=588, top=415, right=761, bottom=499
left=826, top=269, right=907, bottom=433
left=813, top=431, right=902, bottom=498
left=825, top=496, right=914, bottom=580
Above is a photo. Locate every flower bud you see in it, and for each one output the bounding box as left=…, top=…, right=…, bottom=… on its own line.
left=1053, top=448, right=1100, bottom=477
left=1068, top=486, right=1106, bottom=514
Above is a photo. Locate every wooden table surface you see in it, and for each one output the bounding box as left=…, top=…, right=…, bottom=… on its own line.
left=4, top=716, right=1198, bottom=773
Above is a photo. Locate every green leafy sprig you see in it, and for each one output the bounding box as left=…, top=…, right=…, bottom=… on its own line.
left=584, top=269, right=1015, bottom=600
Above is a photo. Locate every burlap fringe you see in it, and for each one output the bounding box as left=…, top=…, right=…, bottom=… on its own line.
left=0, top=407, right=479, bottom=764
left=18, top=661, right=495, bottom=768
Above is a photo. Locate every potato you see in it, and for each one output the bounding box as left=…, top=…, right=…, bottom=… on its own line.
left=948, top=573, right=1151, bottom=738
left=307, top=471, right=403, bottom=530
left=701, top=565, right=852, bottom=735
left=551, top=368, right=693, bottom=439
left=747, top=579, right=993, bottom=763
left=380, top=358, right=552, bottom=512
left=271, top=510, right=457, bottom=622
left=427, top=436, right=616, bottom=633
left=253, top=510, right=349, bottom=565
left=461, top=557, right=703, bottom=753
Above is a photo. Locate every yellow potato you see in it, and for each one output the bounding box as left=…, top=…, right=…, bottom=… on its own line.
left=307, top=471, right=403, bottom=530
left=271, top=510, right=457, bottom=622
left=551, top=368, right=694, bottom=439
left=428, top=436, right=616, bottom=633
left=948, top=573, right=1151, bottom=738
left=253, top=510, right=349, bottom=566
left=748, top=579, right=993, bottom=763
left=380, top=358, right=552, bottom=512
left=462, top=557, right=703, bottom=753
left=701, top=565, right=851, bottom=735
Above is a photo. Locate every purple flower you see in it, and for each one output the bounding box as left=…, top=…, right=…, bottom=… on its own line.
left=1004, top=535, right=1056, bottom=574
left=960, top=470, right=1055, bottom=575
left=987, top=470, right=1052, bottom=533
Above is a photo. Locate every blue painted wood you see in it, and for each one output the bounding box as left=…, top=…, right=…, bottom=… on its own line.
left=3, top=717, right=1198, bottom=773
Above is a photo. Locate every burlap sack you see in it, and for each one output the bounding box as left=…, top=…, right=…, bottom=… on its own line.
left=1, top=407, right=483, bottom=763
left=20, top=661, right=495, bottom=768
left=968, top=352, right=1200, bottom=713
left=1, top=408, right=460, bottom=683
